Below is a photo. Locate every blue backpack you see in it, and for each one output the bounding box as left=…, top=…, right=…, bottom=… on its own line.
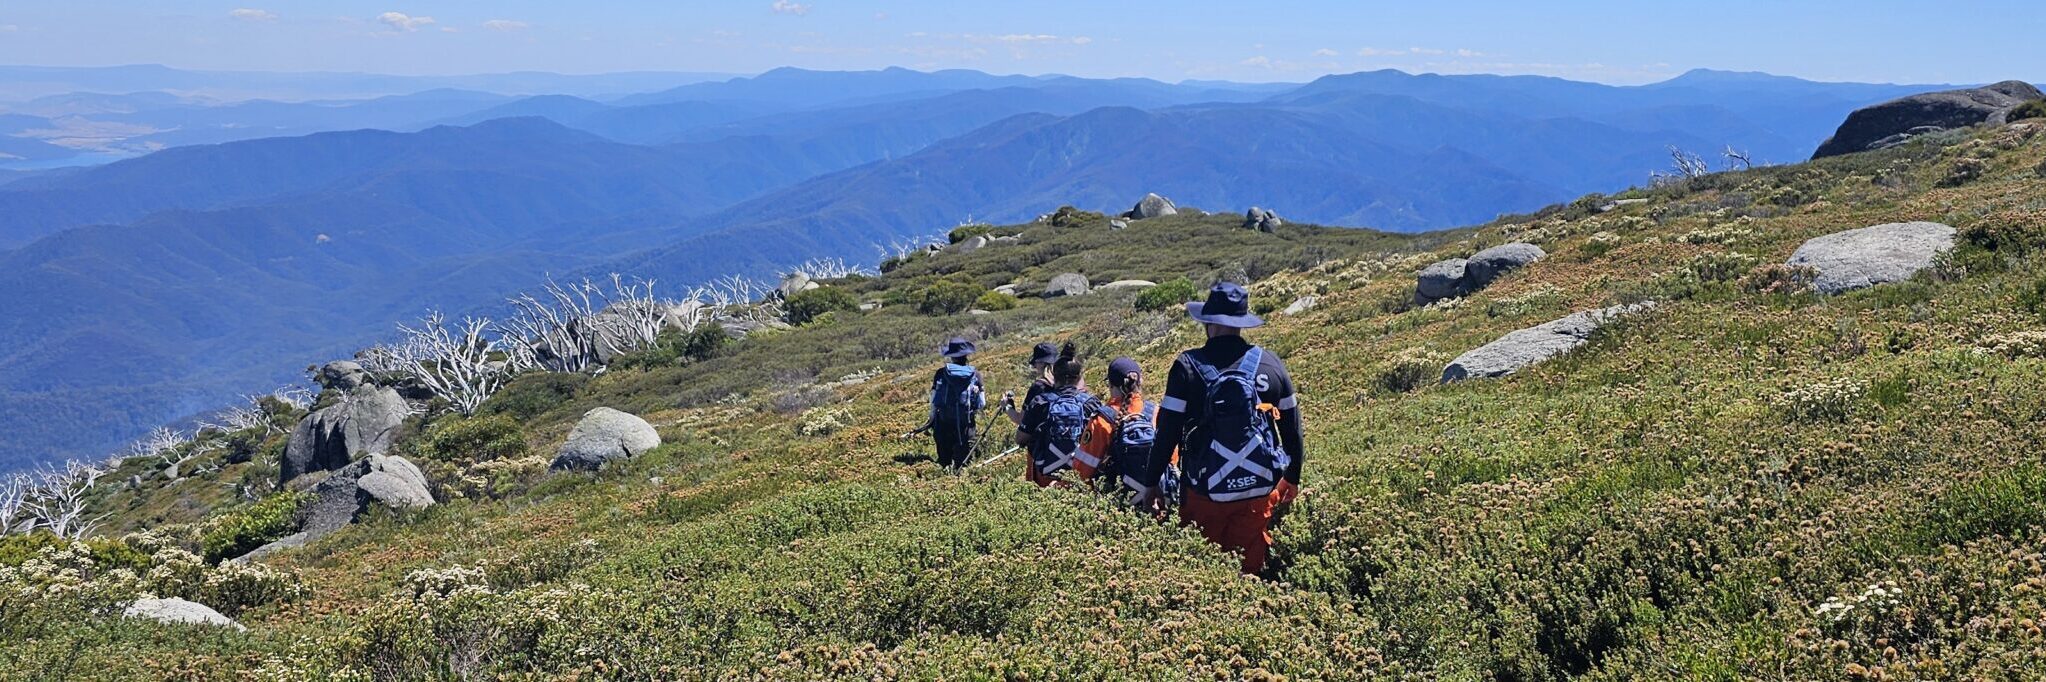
left=1031, top=391, right=1093, bottom=476
left=1092, top=402, right=1157, bottom=485
left=931, top=364, right=981, bottom=424
left=1186, top=347, right=1286, bottom=502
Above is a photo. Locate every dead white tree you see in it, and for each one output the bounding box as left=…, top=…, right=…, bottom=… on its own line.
left=1723, top=145, right=1754, bottom=171
left=704, top=275, right=781, bottom=322
left=395, top=310, right=507, bottom=415
left=1669, top=145, right=1711, bottom=179
left=127, top=426, right=188, bottom=465
left=270, top=385, right=314, bottom=411
left=588, top=273, right=671, bottom=356
left=500, top=277, right=608, bottom=374
left=0, top=473, right=27, bottom=536
left=880, top=234, right=945, bottom=263
left=23, top=461, right=108, bottom=539
left=784, top=257, right=872, bottom=281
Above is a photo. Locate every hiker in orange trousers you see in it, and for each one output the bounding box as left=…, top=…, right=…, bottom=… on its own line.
left=1133, top=283, right=1304, bottom=574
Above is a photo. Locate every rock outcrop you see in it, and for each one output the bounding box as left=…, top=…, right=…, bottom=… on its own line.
left=1044, top=273, right=1092, bottom=298
left=1787, top=221, right=1956, bottom=295
left=1244, top=207, right=1284, bottom=232
left=1442, top=304, right=1653, bottom=382
left=949, top=235, right=990, bottom=254
left=776, top=273, right=817, bottom=300
left=1813, top=81, right=2045, bottom=158
left=1414, top=243, right=1546, bottom=304
left=1282, top=296, right=1320, bottom=316
left=279, top=384, right=408, bottom=485
left=1123, top=193, right=1178, bottom=220
left=1099, top=280, right=1157, bottom=290
left=124, top=598, right=244, bottom=631
left=301, top=454, right=435, bottom=538
left=551, top=407, right=662, bottom=471
left=317, top=360, right=369, bottom=390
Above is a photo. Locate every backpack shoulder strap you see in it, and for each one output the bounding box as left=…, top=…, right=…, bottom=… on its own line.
left=1232, top=346, right=1264, bottom=376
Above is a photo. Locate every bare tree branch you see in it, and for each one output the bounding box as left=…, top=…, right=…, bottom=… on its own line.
left=1722, top=145, right=1754, bottom=171
left=394, top=310, right=507, bottom=415
left=22, top=461, right=108, bottom=539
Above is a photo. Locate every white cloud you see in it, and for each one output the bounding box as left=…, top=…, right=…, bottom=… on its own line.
left=1240, top=55, right=1273, bottom=68
left=229, top=8, right=278, bottom=22
left=770, top=0, right=810, bottom=16
left=376, top=11, right=435, bottom=32
left=0, top=24, right=16, bottom=33
left=1070, top=36, right=1093, bottom=45
left=1456, top=48, right=1485, bottom=58
left=482, top=19, right=529, bottom=31
left=1312, top=48, right=1338, bottom=57
left=992, top=34, right=1059, bottom=44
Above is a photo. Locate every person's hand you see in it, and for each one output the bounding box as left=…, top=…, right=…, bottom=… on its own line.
left=1130, top=486, right=1159, bottom=510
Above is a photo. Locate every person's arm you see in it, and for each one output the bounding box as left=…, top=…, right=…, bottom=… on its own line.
left=970, top=371, right=987, bottom=412
left=927, top=370, right=943, bottom=426
left=1263, top=353, right=1305, bottom=485
left=1016, top=394, right=1046, bottom=447
left=1133, top=356, right=1196, bottom=496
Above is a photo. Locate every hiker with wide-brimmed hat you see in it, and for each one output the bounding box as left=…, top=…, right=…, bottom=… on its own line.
left=927, top=337, right=986, bottom=469
left=1133, top=282, right=1305, bottom=573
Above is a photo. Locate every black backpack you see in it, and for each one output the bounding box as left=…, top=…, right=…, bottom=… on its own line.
left=1184, top=347, right=1286, bottom=502
left=1091, top=402, right=1157, bottom=486
left=931, top=364, right=979, bottom=424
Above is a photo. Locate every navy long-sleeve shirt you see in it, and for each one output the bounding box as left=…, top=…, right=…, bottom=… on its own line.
left=1133, top=335, right=1304, bottom=493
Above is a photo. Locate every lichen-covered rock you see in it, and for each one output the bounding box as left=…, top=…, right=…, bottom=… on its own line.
left=1123, top=193, right=1178, bottom=220
left=279, top=384, right=407, bottom=485
left=1787, top=221, right=1956, bottom=295
left=1415, top=259, right=1469, bottom=303
left=1044, top=273, right=1092, bottom=298
left=1814, top=81, right=2045, bottom=158
left=1283, top=295, right=1320, bottom=316
left=1443, top=304, right=1653, bottom=382
left=551, top=407, right=661, bottom=471
left=1463, top=243, right=1548, bottom=289
left=124, top=598, right=245, bottom=631
left=302, top=454, right=435, bottom=538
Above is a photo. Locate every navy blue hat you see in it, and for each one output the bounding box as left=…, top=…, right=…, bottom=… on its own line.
left=1187, top=282, right=1264, bottom=328
left=942, top=337, right=977, bottom=358
left=1106, top=357, right=1142, bottom=388
left=1029, top=342, right=1059, bottom=366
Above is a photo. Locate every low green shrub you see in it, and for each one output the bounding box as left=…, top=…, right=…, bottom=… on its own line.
left=199, top=491, right=311, bottom=562
left=974, top=290, right=1018, bottom=311
left=910, top=278, right=987, bottom=316
left=481, top=372, right=590, bottom=419
left=417, top=414, right=528, bottom=463
left=1134, top=277, right=1196, bottom=312
left=948, top=224, right=994, bottom=244
left=784, top=286, right=859, bottom=325
left=1374, top=348, right=1448, bottom=393
left=1960, top=209, right=2046, bottom=254
left=2009, top=99, right=2046, bottom=122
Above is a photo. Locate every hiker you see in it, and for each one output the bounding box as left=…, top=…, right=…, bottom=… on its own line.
left=1002, top=342, right=1060, bottom=432
left=1076, top=357, right=1159, bottom=489
left=928, top=337, right=986, bottom=469
left=1017, top=342, right=1096, bottom=487
left=1133, top=282, right=1305, bottom=574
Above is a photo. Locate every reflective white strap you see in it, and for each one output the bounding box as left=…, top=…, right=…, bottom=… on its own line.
left=1073, top=449, right=1101, bottom=468
left=1122, top=477, right=1155, bottom=495
left=1043, top=442, right=1074, bottom=473
left=1275, top=394, right=1297, bottom=410
left=1159, top=396, right=1189, bottom=413
left=1204, top=439, right=1277, bottom=490
left=1203, top=485, right=1275, bottom=503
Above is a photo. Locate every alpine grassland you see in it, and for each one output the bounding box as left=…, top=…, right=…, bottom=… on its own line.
left=6, top=121, right=2046, bottom=680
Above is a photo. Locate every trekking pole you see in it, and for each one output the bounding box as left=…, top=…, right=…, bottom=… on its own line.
left=977, top=445, right=1022, bottom=468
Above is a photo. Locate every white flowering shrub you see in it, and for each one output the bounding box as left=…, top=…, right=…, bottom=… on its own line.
left=1773, top=378, right=1869, bottom=422
left=1978, top=330, right=2046, bottom=358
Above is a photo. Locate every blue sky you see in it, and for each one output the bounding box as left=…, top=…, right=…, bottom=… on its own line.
left=0, top=1, right=2037, bottom=85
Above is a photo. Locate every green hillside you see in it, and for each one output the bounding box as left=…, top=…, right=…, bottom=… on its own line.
left=7, top=122, right=2046, bottom=680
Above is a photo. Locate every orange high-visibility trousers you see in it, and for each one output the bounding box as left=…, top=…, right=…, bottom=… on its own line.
left=1180, top=480, right=1295, bottom=574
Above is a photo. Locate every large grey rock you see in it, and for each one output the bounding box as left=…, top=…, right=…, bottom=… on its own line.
left=1415, top=259, right=1470, bottom=303
left=230, top=532, right=310, bottom=564
left=551, top=407, right=661, bottom=471
left=1044, top=273, right=1092, bottom=298
left=1443, top=304, right=1653, bottom=382
left=1283, top=295, right=1320, bottom=316
left=1464, top=243, right=1547, bottom=288
left=279, top=385, right=407, bottom=485
left=1109, top=219, right=1129, bottom=230
left=993, top=284, right=1018, bottom=296
left=1099, top=279, right=1157, bottom=290
left=302, top=454, right=436, bottom=538
left=950, top=235, right=991, bottom=254
left=1244, top=207, right=1283, bottom=232
left=1787, top=221, right=1957, bottom=295
left=124, top=598, right=244, bottom=631
left=1814, top=81, right=2045, bottom=158
left=1123, top=193, right=1178, bottom=220
left=776, top=272, right=813, bottom=300
left=317, top=360, right=368, bottom=390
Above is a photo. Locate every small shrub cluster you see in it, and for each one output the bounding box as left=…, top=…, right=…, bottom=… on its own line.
left=974, top=290, right=1018, bottom=311
left=947, top=223, right=995, bottom=244
left=1743, top=263, right=1820, bottom=295
left=909, top=277, right=988, bottom=316
left=784, top=286, right=859, bottom=325
left=416, top=414, right=527, bottom=463
left=198, top=491, right=311, bottom=562
left=2009, top=99, right=2046, bottom=122
left=1484, top=285, right=1564, bottom=319
left=1043, top=205, right=1103, bottom=228
left=1373, top=347, right=1449, bottom=393
left=1134, top=277, right=1197, bottom=312
left=2, top=534, right=302, bottom=617
left=1678, top=225, right=1754, bottom=245
left=1580, top=231, right=1623, bottom=257
left=797, top=407, right=853, bottom=437
left=1977, top=330, right=2046, bottom=358
left=1960, top=209, right=2046, bottom=255
left=1772, top=377, right=1869, bottom=422
left=1941, top=156, right=1989, bottom=187
left=480, top=372, right=590, bottom=420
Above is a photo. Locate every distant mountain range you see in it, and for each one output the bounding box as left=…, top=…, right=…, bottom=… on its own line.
left=0, top=66, right=1970, bottom=470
